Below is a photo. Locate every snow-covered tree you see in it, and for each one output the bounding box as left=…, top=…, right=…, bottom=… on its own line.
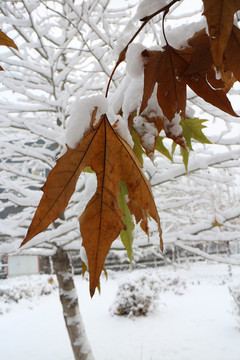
left=0, top=1, right=134, bottom=358
left=1, top=0, right=240, bottom=359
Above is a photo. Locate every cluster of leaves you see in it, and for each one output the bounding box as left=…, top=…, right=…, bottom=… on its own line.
left=21, top=0, right=240, bottom=296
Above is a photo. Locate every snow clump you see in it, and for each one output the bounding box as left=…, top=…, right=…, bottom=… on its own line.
left=66, top=95, right=108, bottom=149
left=164, top=113, right=182, bottom=137
left=110, top=269, right=188, bottom=317
left=136, top=0, right=171, bottom=20
left=126, top=43, right=146, bottom=78
left=110, top=272, right=160, bottom=317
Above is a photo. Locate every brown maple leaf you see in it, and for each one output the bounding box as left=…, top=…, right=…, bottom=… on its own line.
left=127, top=197, right=150, bottom=236
left=0, top=29, right=18, bottom=71
left=202, top=0, right=240, bottom=68
left=184, top=28, right=213, bottom=75
left=184, top=66, right=237, bottom=116
left=0, top=29, right=18, bottom=50
left=185, top=27, right=236, bottom=93
left=177, top=28, right=238, bottom=116
left=140, top=46, right=192, bottom=122
left=22, top=113, right=162, bottom=296
left=224, top=25, right=240, bottom=82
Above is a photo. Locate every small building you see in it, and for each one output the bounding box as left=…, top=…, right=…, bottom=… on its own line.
left=7, top=255, right=40, bottom=277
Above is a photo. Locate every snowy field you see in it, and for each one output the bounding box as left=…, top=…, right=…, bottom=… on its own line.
left=1, top=261, right=240, bottom=360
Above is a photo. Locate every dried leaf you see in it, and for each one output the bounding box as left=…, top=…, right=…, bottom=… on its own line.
left=0, top=29, right=18, bottom=50
left=140, top=46, right=192, bottom=121
left=185, top=27, right=236, bottom=92
left=184, top=28, right=213, bottom=75
left=22, top=114, right=162, bottom=297
left=224, top=25, right=240, bottom=82
left=184, top=67, right=238, bottom=116
left=22, top=126, right=98, bottom=246
left=127, top=199, right=150, bottom=238
left=202, top=0, right=240, bottom=67
left=79, top=115, right=161, bottom=295
left=212, top=217, right=223, bottom=227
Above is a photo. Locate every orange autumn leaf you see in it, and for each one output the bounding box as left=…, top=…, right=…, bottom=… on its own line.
left=21, top=126, right=98, bottom=247
left=127, top=198, right=149, bottom=237
left=0, top=29, right=18, bottom=71
left=202, top=0, right=240, bottom=68
left=80, top=115, right=162, bottom=296
left=0, top=29, right=18, bottom=50
left=22, top=113, right=162, bottom=297
left=212, top=217, right=223, bottom=227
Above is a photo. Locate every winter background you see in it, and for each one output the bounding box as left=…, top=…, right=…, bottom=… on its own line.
left=1, top=0, right=240, bottom=359
left=1, top=262, right=240, bottom=360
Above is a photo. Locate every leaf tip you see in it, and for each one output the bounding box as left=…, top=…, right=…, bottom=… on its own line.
left=90, top=286, right=96, bottom=298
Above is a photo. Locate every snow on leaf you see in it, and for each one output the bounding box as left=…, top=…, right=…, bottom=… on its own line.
left=164, top=113, right=187, bottom=149
left=133, top=114, right=164, bottom=157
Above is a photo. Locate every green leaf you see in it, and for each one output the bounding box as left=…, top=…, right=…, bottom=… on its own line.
left=131, top=129, right=145, bottom=166
left=171, top=141, right=177, bottom=156
left=82, top=261, right=88, bottom=277
left=180, top=146, right=189, bottom=173
left=180, top=118, right=211, bottom=151
left=172, top=141, right=189, bottom=172
left=83, top=166, right=95, bottom=173
left=118, top=180, right=135, bottom=262
left=155, top=136, right=173, bottom=161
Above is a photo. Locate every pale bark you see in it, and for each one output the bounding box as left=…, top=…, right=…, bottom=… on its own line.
left=52, top=248, right=94, bottom=360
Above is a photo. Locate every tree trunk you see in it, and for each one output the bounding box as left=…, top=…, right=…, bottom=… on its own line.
left=52, top=248, right=94, bottom=360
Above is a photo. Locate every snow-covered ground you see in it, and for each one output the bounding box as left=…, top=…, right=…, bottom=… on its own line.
left=1, top=261, right=240, bottom=360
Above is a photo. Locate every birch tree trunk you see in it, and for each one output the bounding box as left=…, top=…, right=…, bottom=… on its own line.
left=52, top=248, right=95, bottom=360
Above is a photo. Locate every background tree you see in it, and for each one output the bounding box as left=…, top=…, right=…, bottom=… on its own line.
left=0, top=1, right=135, bottom=358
